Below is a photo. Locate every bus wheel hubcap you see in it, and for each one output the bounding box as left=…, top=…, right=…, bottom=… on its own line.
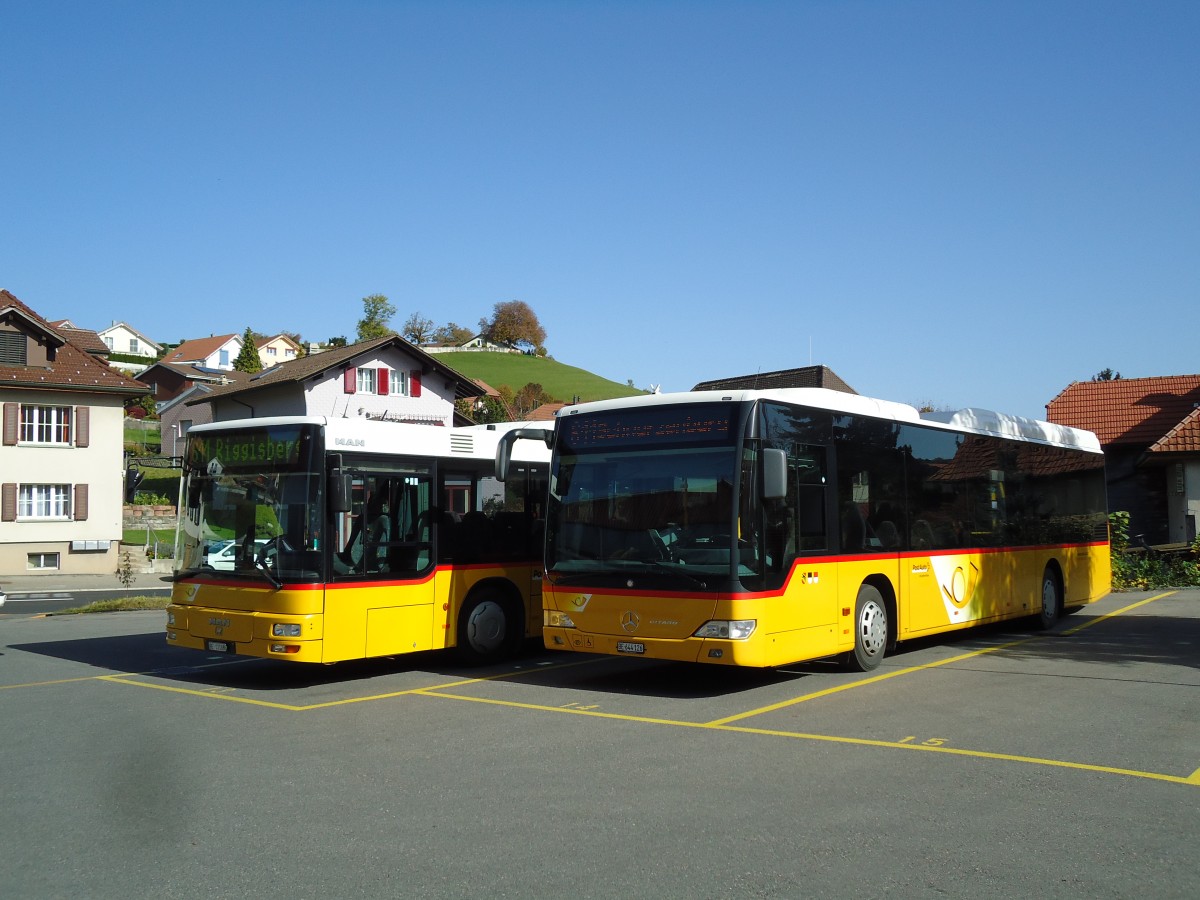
left=860, top=602, right=886, bottom=656
left=467, top=601, right=505, bottom=652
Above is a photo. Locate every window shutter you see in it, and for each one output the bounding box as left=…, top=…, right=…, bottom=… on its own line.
left=344, top=367, right=357, bottom=394
left=74, top=484, right=89, bottom=521
left=1, top=483, right=15, bottom=521
left=410, top=370, right=422, bottom=398
left=378, top=367, right=389, bottom=396
left=75, top=407, right=90, bottom=448
left=2, top=403, right=16, bottom=446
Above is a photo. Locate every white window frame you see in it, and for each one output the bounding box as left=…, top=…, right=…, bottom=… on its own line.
left=389, top=369, right=409, bottom=396
left=129, top=337, right=140, bottom=354
left=18, top=484, right=71, bottom=519
left=27, top=552, right=61, bottom=570
left=20, top=405, right=72, bottom=445
left=357, top=367, right=378, bottom=393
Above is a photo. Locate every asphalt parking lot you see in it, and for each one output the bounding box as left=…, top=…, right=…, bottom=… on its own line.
left=2, top=590, right=1197, bottom=899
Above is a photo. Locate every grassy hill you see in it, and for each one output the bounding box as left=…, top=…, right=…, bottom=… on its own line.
left=435, top=352, right=645, bottom=404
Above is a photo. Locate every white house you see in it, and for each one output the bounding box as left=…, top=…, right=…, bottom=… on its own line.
left=161, top=334, right=242, bottom=372
left=1, top=290, right=149, bottom=577
left=97, top=322, right=162, bottom=372
left=186, top=335, right=482, bottom=427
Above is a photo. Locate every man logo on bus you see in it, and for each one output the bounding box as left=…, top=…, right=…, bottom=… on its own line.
left=621, top=611, right=640, bottom=633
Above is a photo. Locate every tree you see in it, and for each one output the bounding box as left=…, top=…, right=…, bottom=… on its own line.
left=402, top=312, right=435, bottom=345
left=233, top=327, right=263, bottom=373
left=434, top=322, right=475, bottom=346
left=327, top=335, right=349, bottom=348
left=482, top=300, right=546, bottom=352
left=1091, top=368, right=1122, bottom=382
left=357, top=294, right=397, bottom=343
left=512, top=382, right=552, bottom=417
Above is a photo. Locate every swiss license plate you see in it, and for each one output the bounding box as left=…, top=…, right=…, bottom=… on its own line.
left=616, top=641, right=645, bottom=654
left=206, top=640, right=234, bottom=654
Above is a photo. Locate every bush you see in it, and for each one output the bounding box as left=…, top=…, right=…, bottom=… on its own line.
left=1110, top=511, right=1200, bottom=590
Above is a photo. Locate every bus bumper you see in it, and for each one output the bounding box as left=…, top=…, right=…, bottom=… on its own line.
left=166, top=604, right=324, bottom=663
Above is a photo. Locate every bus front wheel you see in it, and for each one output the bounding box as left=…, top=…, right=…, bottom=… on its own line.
left=845, top=584, right=888, bottom=672
left=456, top=591, right=517, bottom=665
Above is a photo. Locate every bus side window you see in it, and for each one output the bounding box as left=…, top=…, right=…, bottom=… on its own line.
left=795, top=447, right=827, bottom=552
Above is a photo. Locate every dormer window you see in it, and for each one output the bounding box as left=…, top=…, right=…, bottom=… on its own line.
left=0, top=330, right=27, bottom=366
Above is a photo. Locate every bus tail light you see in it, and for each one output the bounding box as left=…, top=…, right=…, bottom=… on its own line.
left=545, top=610, right=576, bottom=629
left=693, top=620, right=756, bottom=640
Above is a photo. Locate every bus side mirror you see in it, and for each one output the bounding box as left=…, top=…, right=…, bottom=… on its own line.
left=329, top=468, right=352, bottom=513
left=496, top=428, right=554, bottom=482
left=762, top=448, right=787, bottom=500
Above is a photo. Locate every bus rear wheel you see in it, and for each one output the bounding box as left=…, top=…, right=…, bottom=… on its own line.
left=844, top=584, right=888, bottom=672
left=1038, top=568, right=1061, bottom=630
left=456, top=591, right=517, bottom=665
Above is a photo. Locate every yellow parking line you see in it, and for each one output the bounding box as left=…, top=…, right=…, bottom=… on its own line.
left=1061, top=591, right=1177, bottom=636
left=1, top=675, right=115, bottom=689
left=708, top=591, right=1181, bottom=727
left=100, top=674, right=311, bottom=710
left=99, top=655, right=602, bottom=710
left=414, top=688, right=1198, bottom=786
left=706, top=638, right=1032, bottom=726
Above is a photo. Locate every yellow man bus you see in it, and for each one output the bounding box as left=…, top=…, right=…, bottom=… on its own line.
left=168, top=416, right=548, bottom=664
left=497, top=389, right=1109, bottom=670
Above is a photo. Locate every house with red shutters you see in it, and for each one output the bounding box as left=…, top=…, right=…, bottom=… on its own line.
left=181, top=335, right=482, bottom=429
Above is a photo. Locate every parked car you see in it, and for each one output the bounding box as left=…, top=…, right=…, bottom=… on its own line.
left=207, top=539, right=266, bottom=570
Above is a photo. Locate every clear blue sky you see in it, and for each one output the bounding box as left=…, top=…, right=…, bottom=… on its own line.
left=3, top=1, right=1196, bottom=420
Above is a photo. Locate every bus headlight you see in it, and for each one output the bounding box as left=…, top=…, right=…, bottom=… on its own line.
left=545, top=610, right=576, bottom=629
left=693, top=620, right=756, bottom=640
left=272, top=623, right=302, bottom=637
left=167, top=611, right=175, bottom=626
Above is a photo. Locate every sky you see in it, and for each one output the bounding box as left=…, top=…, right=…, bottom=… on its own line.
left=2, top=0, right=1196, bottom=421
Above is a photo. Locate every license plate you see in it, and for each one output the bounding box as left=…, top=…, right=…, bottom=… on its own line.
left=616, top=641, right=645, bottom=654
left=206, top=640, right=234, bottom=654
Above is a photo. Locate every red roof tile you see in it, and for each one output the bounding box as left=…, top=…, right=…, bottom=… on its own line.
left=0, top=289, right=148, bottom=396
left=164, top=334, right=239, bottom=364
left=1046, top=375, right=1200, bottom=447
left=1149, top=406, right=1200, bottom=454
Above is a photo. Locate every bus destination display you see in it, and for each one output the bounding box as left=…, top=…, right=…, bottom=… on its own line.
left=189, top=426, right=313, bottom=472
left=561, top=404, right=737, bottom=452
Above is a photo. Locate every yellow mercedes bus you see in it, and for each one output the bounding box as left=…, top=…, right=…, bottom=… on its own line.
left=497, top=389, right=1109, bottom=670
left=168, top=416, right=548, bottom=664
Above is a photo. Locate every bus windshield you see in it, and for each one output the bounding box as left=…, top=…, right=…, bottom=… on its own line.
left=175, top=424, right=323, bottom=583
left=546, top=403, right=757, bottom=589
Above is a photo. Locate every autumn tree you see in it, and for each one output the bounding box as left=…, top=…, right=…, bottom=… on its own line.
left=481, top=300, right=546, bottom=353
left=233, top=327, right=263, bottom=373
left=357, top=294, right=397, bottom=342
left=512, top=382, right=552, bottom=417
left=402, top=312, right=435, bottom=345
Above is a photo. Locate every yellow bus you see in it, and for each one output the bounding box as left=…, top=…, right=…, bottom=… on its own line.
left=168, top=416, right=549, bottom=664
left=497, top=389, right=1110, bottom=670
